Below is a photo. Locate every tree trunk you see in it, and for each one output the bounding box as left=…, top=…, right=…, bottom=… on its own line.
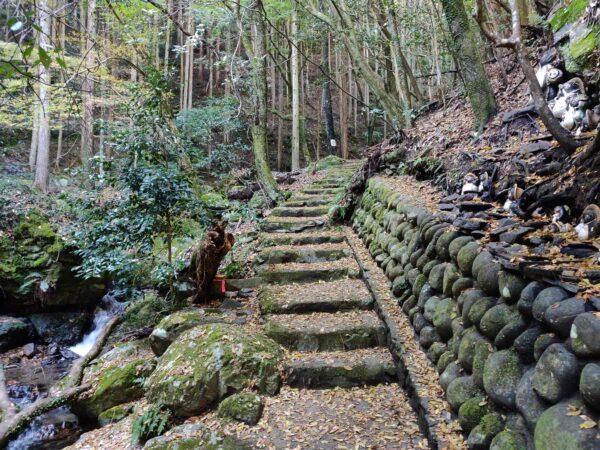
left=440, top=0, right=497, bottom=132
left=239, top=0, right=279, bottom=203
left=291, top=3, right=300, bottom=171
left=34, top=0, right=51, bottom=192
left=80, top=0, right=96, bottom=169
left=319, top=0, right=336, bottom=154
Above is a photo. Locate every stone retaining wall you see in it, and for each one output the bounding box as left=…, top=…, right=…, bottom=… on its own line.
left=351, top=177, right=600, bottom=450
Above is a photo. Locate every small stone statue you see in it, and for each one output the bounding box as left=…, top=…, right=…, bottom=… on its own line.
left=461, top=173, right=482, bottom=195
left=562, top=94, right=590, bottom=131
left=550, top=77, right=585, bottom=120
left=549, top=206, right=572, bottom=233
left=581, top=105, right=600, bottom=132
left=503, top=184, right=523, bottom=215
left=575, top=204, right=600, bottom=240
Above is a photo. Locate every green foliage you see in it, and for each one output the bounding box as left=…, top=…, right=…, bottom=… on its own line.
left=131, top=403, right=173, bottom=445
left=72, top=69, right=201, bottom=286
left=548, top=0, right=589, bottom=31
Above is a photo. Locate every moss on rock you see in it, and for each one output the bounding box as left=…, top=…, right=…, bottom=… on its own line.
left=145, top=323, right=282, bottom=417
left=217, top=392, right=263, bottom=425
left=458, top=396, right=490, bottom=433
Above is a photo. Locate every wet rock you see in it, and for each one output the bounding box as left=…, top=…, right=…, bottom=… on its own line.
left=392, top=276, right=409, bottom=297
left=483, top=349, right=522, bottom=410
left=477, top=263, right=502, bottom=296
left=217, top=392, right=263, bottom=425
left=495, top=316, right=529, bottom=350
left=433, top=298, right=456, bottom=340
left=412, top=274, right=428, bottom=297
left=423, top=296, right=442, bottom=322
left=458, top=396, right=490, bottom=433
left=571, top=312, right=600, bottom=357
left=517, top=282, right=546, bottom=318
left=490, top=430, right=528, bottom=450
left=459, top=289, right=484, bottom=327
left=467, top=413, right=505, bottom=450
left=413, top=313, right=428, bottom=333
left=29, top=311, right=91, bottom=345
left=447, top=376, right=483, bottom=411
left=516, top=368, right=548, bottom=429
left=458, top=328, right=485, bottom=372
left=74, top=340, right=157, bottom=420
left=457, top=242, right=481, bottom=277
left=468, top=297, right=497, bottom=328
left=479, top=304, right=516, bottom=340
left=472, top=251, right=494, bottom=280
left=544, top=297, right=590, bottom=337
left=531, top=287, right=569, bottom=322
left=417, top=283, right=434, bottom=308
left=533, top=343, right=582, bottom=404
left=145, top=324, right=282, bottom=417
left=580, top=363, right=600, bottom=408
left=0, top=317, right=33, bottom=352
left=514, top=325, right=543, bottom=363
left=402, top=295, right=417, bottom=314
left=534, top=396, right=600, bottom=450
left=422, top=259, right=440, bottom=277
left=440, top=361, right=463, bottom=391
left=498, top=271, right=527, bottom=304
left=429, top=342, right=447, bottom=364
left=533, top=333, right=562, bottom=361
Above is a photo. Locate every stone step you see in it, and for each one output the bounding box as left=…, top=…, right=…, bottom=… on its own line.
left=284, top=198, right=333, bottom=207
left=262, top=216, right=328, bottom=232
left=257, top=242, right=350, bottom=265
left=312, top=182, right=347, bottom=189
left=258, top=278, right=373, bottom=314
left=257, top=257, right=361, bottom=284
left=264, top=310, right=386, bottom=352
left=260, top=231, right=346, bottom=247
left=271, top=206, right=330, bottom=217
left=300, top=188, right=343, bottom=196
left=284, top=348, right=396, bottom=388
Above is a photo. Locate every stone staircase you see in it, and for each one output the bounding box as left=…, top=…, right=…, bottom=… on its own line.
left=246, top=161, right=428, bottom=448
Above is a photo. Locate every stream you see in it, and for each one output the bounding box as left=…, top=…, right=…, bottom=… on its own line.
left=6, top=294, right=124, bottom=449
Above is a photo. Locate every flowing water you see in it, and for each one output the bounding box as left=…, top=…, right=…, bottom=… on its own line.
left=7, top=294, right=124, bottom=449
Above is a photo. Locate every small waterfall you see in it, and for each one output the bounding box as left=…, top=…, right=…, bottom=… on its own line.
left=69, top=294, right=124, bottom=357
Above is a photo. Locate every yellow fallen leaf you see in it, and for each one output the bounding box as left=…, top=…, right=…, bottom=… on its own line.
left=580, top=419, right=597, bottom=429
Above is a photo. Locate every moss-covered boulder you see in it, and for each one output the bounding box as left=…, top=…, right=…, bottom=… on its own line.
left=476, top=263, right=502, bottom=296
left=468, top=413, right=505, bottom=450
left=471, top=251, right=493, bottom=280
left=534, top=395, right=600, bottom=450
left=472, top=340, right=492, bottom=388
left=533, top=343, right=582, bottom=404
left=74, top=340, right=157, bottom=420
left=483, top=349, right=522, bottom=411
left=217, top=392, right=263, bottom=425
left=580, top=363, right=600, bottom=407
left=433, top=297, right=456, bottom=340
left=145, top=324, right=282, bottom=417
left=0, top=316, right=34, bottom=352
left=457, top=242, right=480, bottom=277
left=446, top=376, right=483, bottom=411
left=0, top=210, right=104, bottom=314
left=498, top=271, right=527, bottom=304
left=149, top=307, right=234, bottom=356
left=143, top=423, right=251, bottom=450
left=458, top=396, right=490, bottom=433
left=479, top=304, right=516, bottom=340
left=490, top=430, right=528, bottom=450
left=97, top=404, right=133, bottom=427
left=442, top=264, right=460, bottom=296
left=458, top=328, right=485, bottom=372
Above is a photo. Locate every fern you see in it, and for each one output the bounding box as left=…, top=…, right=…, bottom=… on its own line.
left=131, top=404, right=172, bottom=444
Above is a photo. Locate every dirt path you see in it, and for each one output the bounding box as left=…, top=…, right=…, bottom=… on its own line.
left=240, top=161, right=429, bottom=449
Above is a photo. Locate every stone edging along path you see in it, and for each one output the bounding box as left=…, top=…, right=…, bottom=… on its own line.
left=345, top=227, right=466, bottom=450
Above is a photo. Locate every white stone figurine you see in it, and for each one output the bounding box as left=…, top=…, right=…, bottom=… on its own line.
left=575, top=204, right=600, bottom=240
left=461, top=173, right=483, bottom=195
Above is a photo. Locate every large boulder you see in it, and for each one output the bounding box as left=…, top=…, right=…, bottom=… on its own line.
left=0, top=316, right=34, bottom=352
left=0, top=210, right=104, bottom=314
left=149, top=308, right=235, bottom=356
left=29, top=311, right=91, bottom=345
left=144, top=324, right=282, bottom=417
left=483, top=349, right=522, bottom=411
left=73, top=340, right=156, bottom=420
left=143, top=423, right=250, bottom=450
left=533, top=344, right=582, bottom=404
left=534, top=396, right=600, bottom=450
left=571, top=312, right=600, bottom=357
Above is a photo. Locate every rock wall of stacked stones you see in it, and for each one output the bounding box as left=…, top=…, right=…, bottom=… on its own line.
left=351, top=178, right=600, bottom=450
